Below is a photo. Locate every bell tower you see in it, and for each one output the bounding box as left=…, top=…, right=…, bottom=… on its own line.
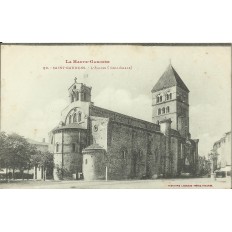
left=68, top=77, right=92, bottom=103
left=151, top=64, right=190, bottom=138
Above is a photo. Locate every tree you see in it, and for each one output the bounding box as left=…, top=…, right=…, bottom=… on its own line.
left=0, top=132, right=36, bottom=180
left=41, top=151, right=54, bottom=180
left=0, top=132, right=9, bottom=171
left=0, top=132, right=54, bottom=181
left=6, top=133, right=32, bottom=179
left=31, top=150, right=53, bottom=180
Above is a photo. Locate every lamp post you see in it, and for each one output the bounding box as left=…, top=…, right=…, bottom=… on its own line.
left=105, top=151, right=108, bottom=181
left=105, top=166, right=108, bottom=181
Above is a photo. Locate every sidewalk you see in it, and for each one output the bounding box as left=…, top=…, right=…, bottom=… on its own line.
left=0, top=177, right=231, bottom=189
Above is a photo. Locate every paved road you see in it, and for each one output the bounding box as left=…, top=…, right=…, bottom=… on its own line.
left=0, top=177, right=231, bottom=189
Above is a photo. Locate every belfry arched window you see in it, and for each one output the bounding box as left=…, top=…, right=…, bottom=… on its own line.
left=162, top=107, right=165, bottom=114
left=56, top=143, right=59, bottom=152
left=156, top=96, right=160, bottom=103
left=166, top=94, right=169, bottom=100
left=166, top=106, right=170, bottom=113
left=73, top=113, right=77, bottom=122
left=169, top=93, right=172, bottom=99
left=76, top=92, right=79, bottom=101
left=158, top=108, right=161, bottom=115
left=160, top=96, right=162, bottom=102
left=78, top=112, right=81, bottom=122
left=72, top=143, right=76, bottom=152
left=83, top=92, right=87, bottom=101
left=69, top=115, right=72, bottom=124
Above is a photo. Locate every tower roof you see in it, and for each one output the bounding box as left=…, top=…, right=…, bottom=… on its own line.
left=152, top=64, right=189, bottom=92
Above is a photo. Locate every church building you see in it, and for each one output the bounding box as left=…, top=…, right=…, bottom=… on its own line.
left=49, top=64, right=199, bottom=180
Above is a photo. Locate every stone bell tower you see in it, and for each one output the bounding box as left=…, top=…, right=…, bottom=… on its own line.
left=151, top=64, right=190, bottom=138
left=68, top=77, right=92, bottom=103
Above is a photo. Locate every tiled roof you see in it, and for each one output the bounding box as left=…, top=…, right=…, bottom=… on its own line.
left=90, top=105, right=161, bottom=133
left=170, top=129, right=181, bottom=137
left=152, top=64, right=189, bottom=92
left=188, top=139, right=197, bottom=146
left=26, top=138, right=48, bottom=146
left=83, top=143, right=105, bottom=151
left=52, top=123, right=86, bottom=132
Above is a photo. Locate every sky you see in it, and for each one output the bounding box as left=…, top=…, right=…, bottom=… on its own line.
left=1, top=45, right=231, bottom=157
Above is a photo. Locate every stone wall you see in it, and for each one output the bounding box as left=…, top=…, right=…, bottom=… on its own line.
left=60, top=101, right=90, bottom=128
left=153, top=102, right=177, bottom=129
left=83, top=148, right=106, bottom=180
left=152, top=86, right=177, bottom=128
left=90, top=116, right=109, bottom=150
left=50, top=129, right=88, bottom=180
left=170, top=136, right=179, bottom=176
left=105, top=120, right=165, bottom=180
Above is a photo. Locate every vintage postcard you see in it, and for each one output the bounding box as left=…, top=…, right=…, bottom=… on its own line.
left=0, top=44, right=231, bottom=189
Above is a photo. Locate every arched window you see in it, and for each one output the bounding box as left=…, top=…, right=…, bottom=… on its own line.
left=160, top=96, right=162, bottom=102
left=162, top=107, right=165, bottom=114
left=76, top=92, right=79, bottom=101
left=156, top=96, right=159, bottom=103
left=71, top=95, right=74, bottom=103
left=122, top=150, right=127, bottom=159
left=166, top=106, right=170, bottom=113
left=78, top=112, right=81, bottom=122
left=83, top=92, right=87, bottom=101
left=69, top=115, right=72, bottom=124
left=56, top=143, right=59, bottom=152
left=170, top=93, right=172, bottom=99
left=166, top=94, right=169, bottom=100
left=158, top=108, right=161, bottom=115
left=76, top=145, right=80, bottom=153
left=139, top=150, right=143, bottom=159
left=155, top=149, right=158, bottom=162
left=72, top=143, right=76, bottom=152
left=73, top=113, right=77, bottom=122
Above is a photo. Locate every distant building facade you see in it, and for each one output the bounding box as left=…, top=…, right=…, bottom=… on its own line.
left=209, top=132, right=231, bottom=176
left=49, top=65, right=199, bottom=180
left=27, top=138, right=49, bottom=180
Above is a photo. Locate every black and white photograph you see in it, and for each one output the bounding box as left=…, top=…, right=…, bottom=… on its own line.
left=0, top=44, right=231, bottom=189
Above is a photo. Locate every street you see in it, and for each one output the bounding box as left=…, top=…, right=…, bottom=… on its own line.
left=0, top=177, right=231, bottom=189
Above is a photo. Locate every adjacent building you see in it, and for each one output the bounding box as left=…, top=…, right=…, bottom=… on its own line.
left=209, top=131, right=231, bottom=177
